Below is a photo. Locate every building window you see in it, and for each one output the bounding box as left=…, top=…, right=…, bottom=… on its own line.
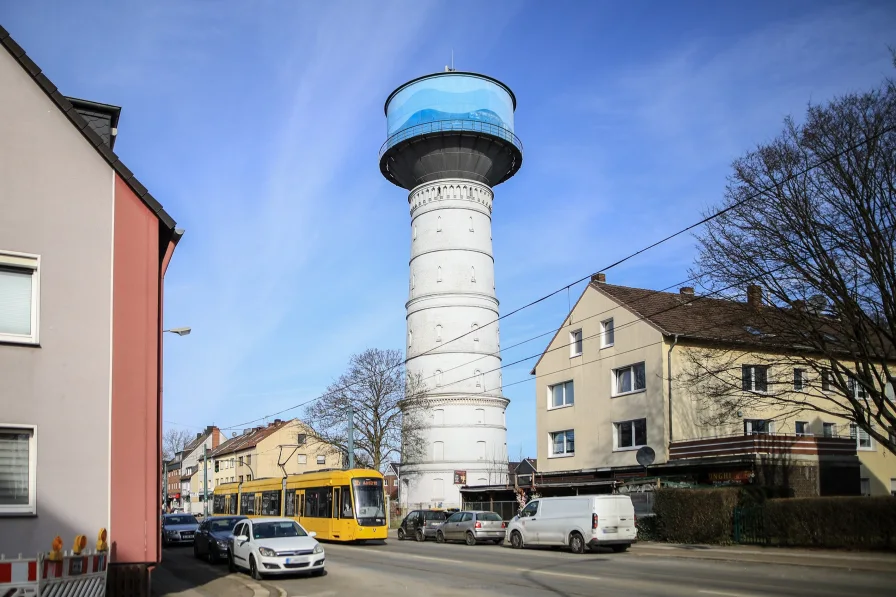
left=850, top=424, right=874, bottom=450
left=742, top=365, right=769, bottom=392
left=847, top=377, right=868, bottom=400
left=433, top=409, right=444, bottom=425
left=860, top=478, right=871, bottom=497
left=822, top=422, right=835, bottom=438
left=413, top=225, right=417, bottom=241
left=246, top=454, right=251, bottom=465
left=437, top=267, right=442, bottom=283
left=317, top=455, right=326, bottom=465
left=471, top=266, right=476, bottom=283
left=613, top=363, right=646, bottom=396
left=550, top=430, right=575, bottom=457
left=408, top=329, right=413, bottom=348
left=469, top=216, right=474, bottom=232
left=614, top=419, right=647, bottom=450
left=475, top=408, right=484, bottom=424
left=474, top=369, right=482, bottom=389
left=477, top=441, right=486, bottom=460
left=744, top=419, right=775, bottom=435
left=0, top=252, right=40, bottom=345
left=472, top=323, right=479, bottom=342
left=436, top=324, right=442, bottom=342
left=433, top=441, right=444, bottom=460
left=239, top=457, right=243, bottom=466
left=297, top=433, right=306, bottom=446
left=570, top=329, right=583, bottom=357
left=600, top=318, right=614, bottom=348
left=821, top=369, right=832, bottom=392
left=0, top=425, right=36, bottom=515
left=549, top=380, right=574, bottom=408
left=435, top=369, right=442, bottom=387
left=793, top=369, right=805, bottom=391
left=795, top=421, right=810, bottom=436
left=297, top=454, right=307, bottom=464
left=437, top=216, right=442, bottom=232
left=239, top=475, right=243, bottom=483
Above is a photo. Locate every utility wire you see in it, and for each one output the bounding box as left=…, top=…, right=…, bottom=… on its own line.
left=214, top=124, right=895, bottom=431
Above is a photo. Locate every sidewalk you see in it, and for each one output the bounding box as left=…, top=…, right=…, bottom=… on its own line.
left=151, top=561, right=260, bottom=597
left=632, top=541, right=896, bottom=572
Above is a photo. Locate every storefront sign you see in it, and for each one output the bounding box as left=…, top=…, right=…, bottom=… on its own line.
left=708, top=471, right=752, bottom=483
left=453, top=470, right=467, bottom=485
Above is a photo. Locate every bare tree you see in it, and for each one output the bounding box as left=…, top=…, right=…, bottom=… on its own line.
left=688, top=66, right=896, bottom=454
left=163, top=428, right=193, bottom=462
left=304, top=348, right=430, bottom=472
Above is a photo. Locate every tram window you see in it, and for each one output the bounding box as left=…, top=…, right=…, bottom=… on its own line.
left=285, top=489, right=296, bottom=516
left=341, top=486, right=353, bottom=518
left=230, top=495, right=237, bottom=515
left=304, top=487, right=333, bottom=518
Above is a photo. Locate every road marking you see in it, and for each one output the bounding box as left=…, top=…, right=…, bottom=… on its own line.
left=698, top=591, right=757, bottom=597
left=525, top=569, right=602, bottom=582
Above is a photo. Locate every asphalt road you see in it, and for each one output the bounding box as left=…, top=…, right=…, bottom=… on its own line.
left=159, top=538, right=896, bottom=597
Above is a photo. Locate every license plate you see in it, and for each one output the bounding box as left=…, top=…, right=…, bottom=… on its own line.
left=285, top=558, right=291, bottom=564
left=183, top=533, right=194, bottom=538
left=603, top=527, right=617, bottom=533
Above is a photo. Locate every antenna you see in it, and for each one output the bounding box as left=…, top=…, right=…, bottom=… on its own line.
left=451, top=48, right=454, bottom=71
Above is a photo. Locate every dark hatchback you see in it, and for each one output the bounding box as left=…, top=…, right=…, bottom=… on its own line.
left=397, top=509, right=449, bottom=542
left=192, top=515, right=247, bottom=564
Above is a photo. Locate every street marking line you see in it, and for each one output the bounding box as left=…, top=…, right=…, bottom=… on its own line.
left=698, top=591, right=758, bottom=597
left=525, top=569, right=602, bottom=582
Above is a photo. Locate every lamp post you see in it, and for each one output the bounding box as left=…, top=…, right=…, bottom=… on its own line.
left=162, top=326, right=191, bottom=513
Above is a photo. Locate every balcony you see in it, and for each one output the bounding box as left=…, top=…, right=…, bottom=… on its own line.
left=669, top=433, right=857, bottom=461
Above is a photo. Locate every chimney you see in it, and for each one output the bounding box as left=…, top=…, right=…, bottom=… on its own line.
left=243, top=428, right=251, bottom=435
left=591, top=273, right=606, bottom=284
left=196, top=432, right=202, bottom=439
left=747, top=285, right=763, bottom=307
left=679, top=287, right=694, bottom=296
left=274, top=419, right=282, bottom=425
left=210, top=426, right=221, bottom=448
left=66, top=97, right=122, bottom=150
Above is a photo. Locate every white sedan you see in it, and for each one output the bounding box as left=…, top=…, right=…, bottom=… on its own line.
left=229, top=517, right=325, bottom=580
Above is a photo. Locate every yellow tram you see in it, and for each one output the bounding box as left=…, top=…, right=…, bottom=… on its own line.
left=212, top=469, right=387, bottom=542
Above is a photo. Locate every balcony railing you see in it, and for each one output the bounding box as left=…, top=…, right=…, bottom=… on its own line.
left=380, top=119, right=523, bottom=159
left=669, top=433, right=857, bottom=460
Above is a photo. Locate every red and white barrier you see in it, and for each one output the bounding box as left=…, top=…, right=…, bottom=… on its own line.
left=0, top=556, right=39, bottom=597
left=39, top=552, right=107, bottom=597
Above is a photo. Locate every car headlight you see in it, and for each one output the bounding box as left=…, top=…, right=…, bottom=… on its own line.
left=258, top=547, right=277, bottom=557
left=312, top=543, right=323, bottom=555
left=217, top=539, right=229, bottom=548
left=167, top=530, right=179, bottom=536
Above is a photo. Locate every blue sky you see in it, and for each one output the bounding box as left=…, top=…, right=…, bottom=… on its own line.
left=3, top=1, right=894, bottom=460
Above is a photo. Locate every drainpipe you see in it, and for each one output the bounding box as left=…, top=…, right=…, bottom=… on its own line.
left=667, top=334, right=680, bottom=444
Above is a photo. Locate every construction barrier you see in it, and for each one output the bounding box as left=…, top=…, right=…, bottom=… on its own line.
left=0, top=555, right=39, bottom=597
left=40, top=552, right=107, bottom=597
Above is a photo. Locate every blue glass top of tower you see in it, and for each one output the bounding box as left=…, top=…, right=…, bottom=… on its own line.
left=385, top=72, right=516, bottom=139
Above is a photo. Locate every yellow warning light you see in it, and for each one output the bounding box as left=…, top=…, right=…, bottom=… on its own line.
left=49, top=536, right=64, bottom=561
left=73, top=535, right=87, bottom=555
left=96, top=528, right=109, bottom=552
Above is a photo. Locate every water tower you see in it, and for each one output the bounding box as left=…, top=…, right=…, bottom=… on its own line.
left=379, top=70, right=523, bottom=507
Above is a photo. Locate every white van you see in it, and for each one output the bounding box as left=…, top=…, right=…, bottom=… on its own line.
left=506, top=495, right=636, bottom=553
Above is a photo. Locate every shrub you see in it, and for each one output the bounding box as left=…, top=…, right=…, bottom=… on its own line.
left=653, top=488, right=739, bottom=544
left=636, top=514, right=658, bottom=541
left=763, top=497, right=896, bottom=549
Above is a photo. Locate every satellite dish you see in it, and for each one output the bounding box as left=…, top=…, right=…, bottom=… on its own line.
left=636, top=446, right=656, bottom=468
left=231, top=432, right=237, bottom=438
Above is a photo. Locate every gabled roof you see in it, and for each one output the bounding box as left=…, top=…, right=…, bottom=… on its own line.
left=0, top=24, right=176, bottom=231
left=210, top=420, right=292, bottom=458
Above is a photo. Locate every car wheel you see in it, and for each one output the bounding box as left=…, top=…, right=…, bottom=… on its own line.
left=228, top=553, right=236, bottom=573
left=569, top=532, right=585, bottom=554
left=465, top=532, right=477, bottom=546
left=510, top=531, right=523, bottom=549
left=611, top=544, right=630, bottom=553
left=208, top=546, right=218, bottom=564
left=415, top=529, right=425, bottom=542
left=250, top=556, right=263, bottom=580
left=436, top=531, right=445, bottom=543
left=397, top=528, right=406, bottom=541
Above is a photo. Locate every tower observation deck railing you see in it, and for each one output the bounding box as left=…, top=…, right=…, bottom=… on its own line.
left=380, top=119, right=524, bottom=160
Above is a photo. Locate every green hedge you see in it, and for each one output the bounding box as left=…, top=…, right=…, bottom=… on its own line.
left=653, top=488, right=739, bottom=544
left=763, top=497, right=896, bottom=549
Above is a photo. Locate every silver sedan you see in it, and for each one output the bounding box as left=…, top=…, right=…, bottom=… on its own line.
left=436, top=511, right=506, bottom=545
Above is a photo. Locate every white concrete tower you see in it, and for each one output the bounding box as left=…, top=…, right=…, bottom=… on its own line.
left=379, top=71, right=523, bottom=507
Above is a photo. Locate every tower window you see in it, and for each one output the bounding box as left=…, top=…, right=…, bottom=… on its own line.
left=436, top=324, right=442, bottom=342
left=472, top=323, right=479, bottom=341
left=408, top=329, right=413, bottom=348
left=435, top=370, right=443, bottom=387
left=474, top=369, right=482, bottom=388
left=437, top=216, right=442, bottom=232
left=469, top=216, right=474, bottom=232
left=471, top=266, right=476, bottom=282
left=437, top=266, right=442, bottom=283
left=413, top=225, right=417, bottom=240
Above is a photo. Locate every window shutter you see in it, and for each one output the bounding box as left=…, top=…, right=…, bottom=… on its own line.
left=0, top=269, right=33, bottom=335
left=0, top=430, right=30, bottom=506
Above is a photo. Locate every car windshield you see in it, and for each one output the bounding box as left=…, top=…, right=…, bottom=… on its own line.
left=424, top=511, right=447, bottom=521
left=252, top=521, right=307, bottom=539
left=352, top=478, right=385, bottom=518
left=210, top=518, right=241, bottom=532
left=477, top=512, right=503, bottom=521
left=165, top=515, right=197, bottom=526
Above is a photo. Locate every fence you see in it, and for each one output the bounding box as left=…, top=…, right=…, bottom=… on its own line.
left=0, top=551, right=107, bottom=597
left=462, top=500, right=519, bottom=521
left=732, top=507, right=767, bottom=545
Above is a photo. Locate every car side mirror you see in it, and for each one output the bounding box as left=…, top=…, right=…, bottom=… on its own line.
left=309, top=531, right=317, bottom=538
left=234, top=535, right=248, bottom=542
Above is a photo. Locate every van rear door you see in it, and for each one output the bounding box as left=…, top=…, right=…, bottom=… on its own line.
left=615, top=496, right=636, bottom=540
left=594, top=497, right=621, bottom=541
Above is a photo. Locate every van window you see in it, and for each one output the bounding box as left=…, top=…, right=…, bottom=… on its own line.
left=520, top=501, right=538, bottom=517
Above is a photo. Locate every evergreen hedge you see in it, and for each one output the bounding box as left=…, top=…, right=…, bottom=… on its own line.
left=652, top=488, right=739, bottom=544
left=763, top=497, right=896, bottom=549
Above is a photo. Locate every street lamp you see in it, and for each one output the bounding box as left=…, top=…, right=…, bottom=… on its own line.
left=164, top=327, right=192, bottom=336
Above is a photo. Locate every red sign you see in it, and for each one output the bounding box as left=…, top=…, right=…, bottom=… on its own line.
left=453, top=470, right=467, bottom=485
left=174, top=493, right=181, bottom=499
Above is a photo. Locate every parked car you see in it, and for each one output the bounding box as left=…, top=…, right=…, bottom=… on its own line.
left=397, top=509, right=450, bottom=541
left=193, top=515, right=247, bottom=564
left=161, top=513, right=200, bottom=547
left=436, top=510, right=506, bottom=545
left=229, top=517, right=325, bottom=580
left=506, top=495, right=636, bottom=554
